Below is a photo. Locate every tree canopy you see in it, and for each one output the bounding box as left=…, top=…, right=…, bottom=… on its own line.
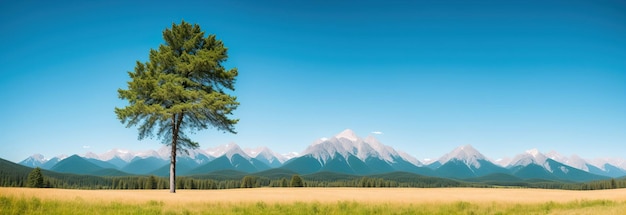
left=290, top=175, right=304, bottom=187
left=27, top=167, right=44, bottom=188
left=115, top=20, right=239, bottom=193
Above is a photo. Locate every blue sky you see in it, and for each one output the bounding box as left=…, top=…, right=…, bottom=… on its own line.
left=1, top=0, right=625, bottom=163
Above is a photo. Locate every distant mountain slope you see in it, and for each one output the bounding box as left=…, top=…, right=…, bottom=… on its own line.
left=432, top=145, right=509, bottom=178
left=245, top=147, right=286, bottom=168
left=121, top=157, right=168, bottom=175
left=284, top=129, right=426, bottom=175
left=1, top=158, right=32, bottom=186
left=187, top=143, right=271, bottom=174
left=41, top=157, right=64, bottom=170
left=281, top=155, right=323, bottom=174
left=508, top=150, right=609, bottom=182
left=50, top=155, right=129, bottom=176
left=18, top=154, right=46, bottom=168
left=546, top=152, right=626, bottom=178
left=85, top=158, right=119, bottom=169
left=12, top=128, right=626, bottom=182
left=188, top=154, right=269, bottom=174
left=150, top=157, right=203, bottom=177
left=19, top=154, right=67, bottom=170
left=595, top=163, right=626, bottom=178
left=510, top=163, right=561, bottom=181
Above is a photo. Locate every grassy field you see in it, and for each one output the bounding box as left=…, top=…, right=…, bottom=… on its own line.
left=1, top=187, right=626, bottom=214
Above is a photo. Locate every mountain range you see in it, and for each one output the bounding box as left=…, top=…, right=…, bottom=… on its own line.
left=17, top=129, right=626, bottom=182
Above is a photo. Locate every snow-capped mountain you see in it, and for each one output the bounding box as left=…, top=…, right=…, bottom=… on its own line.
left=398, top=151, right=421, bottom=166
left=437, top=145, right=488, bottom=169
left=186, top=143, right=270, bottom=174
left=494, top=157, right=512, bottom=167
left=544, top=151, right=626, bottom=178
left=12, top=129, right=626, bottom=181
left=507, top=149, right=609, bottom=182
left=90, top=147, right=171, bottom=162
left=430, top=145, right=508, bottom=178
left=99, top=149, right=135, bottom=162
left=205, top=143, right=237, bottom=158
left=282, top=129, right=431, bottom=175
left=335, top=129, right=359, bottom=142
left=244, top=147, right=286, bottom=168
left=509, top=149, right=551, bottom=170
left=590, top=158, right=626, bottom=171
left=281, top=152, right=300, bottom=160
left=19, top=154, right=67, bottom=170
left=302, top=129, right=407, bottom=164
left=83, top=152, right=100, bottom=160
left=19, top=154, right=47, bottom=168
left=546, top=151, right=589, bottom=171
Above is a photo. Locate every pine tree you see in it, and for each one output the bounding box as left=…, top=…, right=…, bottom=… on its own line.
left=280, top=178, right=289, bottom=187
left=27, top=167, right=44, bottom=188
left=241, top=176, right=256, bottom=188
left=290, top=175, right=304, bottom=187
left=115, top=20, right=239, bottom=193
left=611, top=178, right=617, bottom=189
left=145, top=175, right=157, bottom=189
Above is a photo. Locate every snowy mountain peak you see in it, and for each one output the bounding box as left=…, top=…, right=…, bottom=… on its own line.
left=18, top=154, right=53, bottom=168
left=590, top=158, right=626, bottom=171
left=31, top=154, right=46, bottom=162
left=83, top=152, right=99, bottom=160
left=205, top=143, right=235, bottom=157
left=222, top=143, right=250, bottom=160
left=100, top=148, right=134, bottom=162
left=244, top=146, right=286, bottom=163
left=438, top=144, right=487, bottom=169
left=55, top=154, right=69, bottom=161
left=494, top=157, right=512, bottom=167
left=546, top=150, right=564, bottom=160
left=302, top=129, right=410, bottom=166
left=136, top=149, right=159, bottom=159
left=565, top=154, right=590, bottom=172
left=526, top=148, right=541, bottom=157
left=282, top=152, right=300, bottom=160
left=335, top=129, right=358, bottom=142
left=542, top=152, right=591, bottom=172
left=509, top=149, right=551, bottom=171
left=244, top=147, right=264, bottom=157
left=19, top=154, right=47, bottom=165
left=398, top=151, right=422, bottom=166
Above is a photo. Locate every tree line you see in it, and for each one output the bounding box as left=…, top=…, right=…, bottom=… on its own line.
left=5, top=168, right=625, bottom=190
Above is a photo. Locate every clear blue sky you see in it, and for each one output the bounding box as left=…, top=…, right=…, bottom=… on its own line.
left=1, top=0, right=625, bottom=163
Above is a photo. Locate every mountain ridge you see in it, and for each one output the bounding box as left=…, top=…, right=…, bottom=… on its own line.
left=17, top=129, right=626, bottom=180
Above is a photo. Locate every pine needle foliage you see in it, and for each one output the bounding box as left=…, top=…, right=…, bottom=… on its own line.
left=26, top=167, right=44, bottom=188
left=115, top=20, right=239, bottom=193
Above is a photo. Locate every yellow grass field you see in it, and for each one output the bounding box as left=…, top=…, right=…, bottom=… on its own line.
left=3, top=187, right=626, bottom=204
left=2, top=187, right=626, bottom=214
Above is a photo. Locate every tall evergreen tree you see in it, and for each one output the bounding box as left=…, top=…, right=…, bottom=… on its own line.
left=27, top=167, right=44, bottom=188
left=241, top=176, right=256, bottom=188
left=146, top=175, right=157, bottom=189
left=290, top=175, right=304, bottom=187
left=115, top=20, right=239, bottom=193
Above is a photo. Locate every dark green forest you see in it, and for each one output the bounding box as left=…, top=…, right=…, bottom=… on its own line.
left=2, top=158, right=625, bottom=190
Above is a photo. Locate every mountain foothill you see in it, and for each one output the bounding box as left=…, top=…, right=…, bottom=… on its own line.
left=14, top=129, right=626, bottom=183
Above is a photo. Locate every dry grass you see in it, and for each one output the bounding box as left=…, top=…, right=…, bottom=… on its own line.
left=2, top=187, right=626, bottom=214
left=3, top=187, right=626, bottom=204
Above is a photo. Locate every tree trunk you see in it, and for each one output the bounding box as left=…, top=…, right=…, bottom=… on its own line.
left=169, top=115, right=178, bottom=193
left=169, top=140, right=176, bottom=193
left=169, top=112, right=184, bottom=193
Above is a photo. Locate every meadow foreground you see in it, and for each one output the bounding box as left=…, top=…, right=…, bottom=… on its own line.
left=2, top=187, right=626, bottom=214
